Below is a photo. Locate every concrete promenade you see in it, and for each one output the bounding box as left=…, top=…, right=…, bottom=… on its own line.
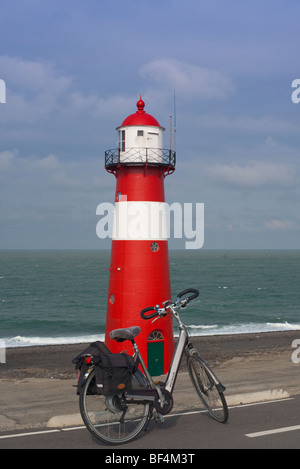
left=0, top=331, right=299, bottom=433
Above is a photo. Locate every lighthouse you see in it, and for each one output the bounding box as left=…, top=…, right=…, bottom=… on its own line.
left=104, top=97, right=176, bottom=375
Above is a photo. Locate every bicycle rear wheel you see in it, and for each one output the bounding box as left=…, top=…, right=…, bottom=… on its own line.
left=79, top=368, right=151, bottom=445
left=187, top=354, right=228, bottom=423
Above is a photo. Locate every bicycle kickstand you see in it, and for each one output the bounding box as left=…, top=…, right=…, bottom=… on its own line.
left=154, top=412, right=165, bottom=424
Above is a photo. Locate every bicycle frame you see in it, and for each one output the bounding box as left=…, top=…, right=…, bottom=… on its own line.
left=128, top=303, right=225, bottom=411
left=126, top=314, right=188, bottom=412
left=164, top=306, right=189, bottom=394
left=128, top=305, right=190, bottom=409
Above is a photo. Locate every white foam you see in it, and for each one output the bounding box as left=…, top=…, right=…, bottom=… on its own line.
left=185, top=321, right=300, bottom=337
left=4, top=334, right=105, bottom=348
left=266, top=321, right=300, bottom=330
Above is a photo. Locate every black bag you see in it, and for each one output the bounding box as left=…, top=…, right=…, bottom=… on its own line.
left=72, top=341, right=136, bottom=396
left=72, top=341, right=111, bottom=394
left=95, top=352, right=136, bottom=396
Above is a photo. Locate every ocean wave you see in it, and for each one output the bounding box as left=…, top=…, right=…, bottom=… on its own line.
left=3, top=334, right=105, bottom=348
left=2, top=321, right=300, bottom=347
left=186, top=324, right=218, bottom=330
left=184, top=321, right=300, bottom=337
left=266, top=321, right=300, bottom=330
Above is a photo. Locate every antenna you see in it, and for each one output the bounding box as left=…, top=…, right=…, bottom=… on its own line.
left=0, top=79, right=6, bottom=104
left=174, top=89, right=177, bottom=154
left=170, top=115, right=172, bottom=151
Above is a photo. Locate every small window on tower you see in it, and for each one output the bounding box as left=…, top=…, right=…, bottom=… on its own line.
left=137, top=130, right=144, bottom=137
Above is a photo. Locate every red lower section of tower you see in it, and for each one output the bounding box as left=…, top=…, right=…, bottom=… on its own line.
left=105, top=239, right=174, bottom=374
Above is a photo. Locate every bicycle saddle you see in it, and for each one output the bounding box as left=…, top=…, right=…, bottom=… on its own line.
left=109, top=326, right=141, bottom=342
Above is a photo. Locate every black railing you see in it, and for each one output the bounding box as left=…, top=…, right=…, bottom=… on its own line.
left=105, top=147, right=176, bottom=170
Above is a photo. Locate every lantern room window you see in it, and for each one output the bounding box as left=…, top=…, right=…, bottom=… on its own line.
left=137, top=130, right=144, bottom=136
left=121, top=130, right=125, bottom=152
left=119, top=130, right=126, bottom=152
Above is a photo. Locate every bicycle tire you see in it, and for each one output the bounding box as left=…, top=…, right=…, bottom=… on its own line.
left=79, top=368, right=151, bottom=445
left=187, top=354, right=228, bottom=423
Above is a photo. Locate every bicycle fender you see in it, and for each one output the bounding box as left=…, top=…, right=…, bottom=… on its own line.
left=77, top=366, right=94, bottom=390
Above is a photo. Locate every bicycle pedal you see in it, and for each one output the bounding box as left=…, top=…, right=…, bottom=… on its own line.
left=154, top=412, right=165, bottom=424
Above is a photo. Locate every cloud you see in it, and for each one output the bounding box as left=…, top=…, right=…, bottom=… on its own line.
left=0, top=150, right=105, bottom=193
left=140, top=58, right=235, bottom=99
left=194, top=114, right=296, bottom=135
left=1, top=55, right=71, bottom=94
left=224, top=218, right=296, bottom=233
left=0, top=150, right=59, bottom=177
left=264, top=219, right=295, bottom=231
left=0, top=55, right=71, bottom=123
left=204, top=161, right=297, bottom=188
left=0, top=150, right=17, bottom=169
left=0, top=55, right=136, bottom=133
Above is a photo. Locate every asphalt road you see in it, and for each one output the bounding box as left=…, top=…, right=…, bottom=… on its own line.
left=1, top=395, right=299, bottom=450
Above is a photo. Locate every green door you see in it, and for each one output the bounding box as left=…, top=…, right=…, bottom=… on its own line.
left=147, top=340, right=164, bottom=376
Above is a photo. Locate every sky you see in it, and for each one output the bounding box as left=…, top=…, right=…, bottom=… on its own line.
left=0, top=0, right=300, bottom=250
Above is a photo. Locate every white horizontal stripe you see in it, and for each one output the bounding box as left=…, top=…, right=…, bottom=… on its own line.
left=246, top=424, right=300, bottom=438
left=112, top=201, right=168, bottom=240
left=0, top=429, right=60, bottom=440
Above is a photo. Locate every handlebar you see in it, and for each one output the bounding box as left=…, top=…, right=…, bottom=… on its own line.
left=140, top=306, right=159, bottom=320
left=176, top=288, right=199, bottom=303
left=140, top=288, right=199, bottom=320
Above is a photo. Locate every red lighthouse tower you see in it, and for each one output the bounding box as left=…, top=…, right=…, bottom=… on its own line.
left=104, top=97, right=176, bottom=375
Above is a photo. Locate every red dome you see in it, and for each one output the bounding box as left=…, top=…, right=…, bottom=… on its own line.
left=118, top=97, right=163, bottom=128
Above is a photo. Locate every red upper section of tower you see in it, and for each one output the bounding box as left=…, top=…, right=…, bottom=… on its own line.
left=118, top=97, right=163, bottom=128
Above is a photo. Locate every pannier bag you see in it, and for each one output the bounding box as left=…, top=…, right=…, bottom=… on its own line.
left=72, top=341, right=111, bottom=394
left=95, top=352, right=135, bottom=396
left=72, top=341, right=136, bottom=396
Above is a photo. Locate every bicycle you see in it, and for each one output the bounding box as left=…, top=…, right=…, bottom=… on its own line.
left=78, top=288, right=228, bottom=445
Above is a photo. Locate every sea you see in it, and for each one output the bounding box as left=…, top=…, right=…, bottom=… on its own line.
left=0, top=250, right=300, bottom=348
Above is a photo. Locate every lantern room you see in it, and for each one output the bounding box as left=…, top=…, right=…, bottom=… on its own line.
left=105, top=97, right=175, bottom=170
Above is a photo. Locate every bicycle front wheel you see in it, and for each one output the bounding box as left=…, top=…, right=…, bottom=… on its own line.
left=187, top=354, right=228, bottom=423
left=79, top=368, right=151, bottom=445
